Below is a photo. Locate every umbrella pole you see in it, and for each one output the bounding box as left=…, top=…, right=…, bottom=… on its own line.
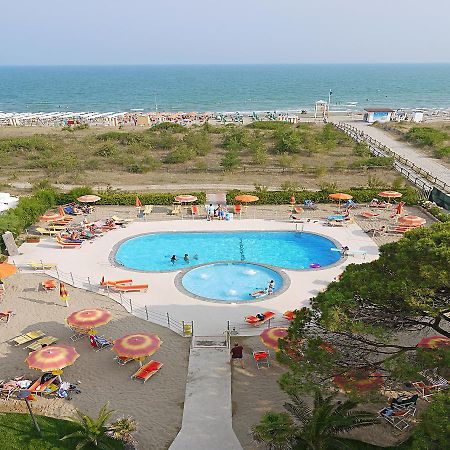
left=25, top=398, right=41, bottom=435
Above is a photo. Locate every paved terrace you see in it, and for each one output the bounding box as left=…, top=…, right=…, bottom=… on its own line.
left=11, top=203, right=433, bottom=336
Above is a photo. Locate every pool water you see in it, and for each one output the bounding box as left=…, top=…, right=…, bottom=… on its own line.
left=181, top=263, right=284, bottom=302
left=114, top=231, right=340, bottom=271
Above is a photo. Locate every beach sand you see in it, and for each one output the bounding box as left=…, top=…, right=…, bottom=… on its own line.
left=0, top=273, right=190, bottom=449
left=231, top=336, right=415, bottom=449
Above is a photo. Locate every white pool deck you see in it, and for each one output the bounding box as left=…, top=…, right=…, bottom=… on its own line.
left=12, top=218, right=379, bottom=336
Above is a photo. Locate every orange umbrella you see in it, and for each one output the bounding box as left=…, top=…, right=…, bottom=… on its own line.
left=417, top=336, right=450, bottom=349
left=329, top=193, right=353, bottom=208
left=379, top=191, right=402, bottom=204
left=77, top=195, right=101, bottom=203
left=0, top=262, right=17, bottom=279
left=66, top=308, right=112, bottom=330
left=174, top=195, right=198, bottom=203
left=333, top=370, right=384, bottom=392
left=112, top=333, right=161, bottom=359
left=398, top=215, right=426, bottom=227
left=135, top=196, right=142, bottom=208
left=235, top=195, right=259, bottom=206
left=26, top=345, right=79, bottom=372
left=41, top=212, right=64, bottom=222
left=260, top=327, right=288, bottom=351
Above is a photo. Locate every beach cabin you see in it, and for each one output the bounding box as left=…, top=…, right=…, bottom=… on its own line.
left=286, top=115, right=299, bottom=124
left=411, top=111, right=424, bottom=123
left=363, top=108, right=394, bottom=124
left=136, top=115, right=150, bottom=126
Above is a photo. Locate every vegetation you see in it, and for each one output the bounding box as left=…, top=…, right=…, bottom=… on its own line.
left=252, top=390, right=378, bottom=450
left=278, top=222, right=450, bottom=396
left=0, top=412, right=123, bottom=450
left=404, top=127, right=448, bottom=148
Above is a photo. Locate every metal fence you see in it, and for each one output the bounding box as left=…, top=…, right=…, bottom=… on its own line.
left=14, top=262, right=193, bottom=337
left=226, top=318, right=288, bottom=336
left=335, top=122, right=449, bottom=195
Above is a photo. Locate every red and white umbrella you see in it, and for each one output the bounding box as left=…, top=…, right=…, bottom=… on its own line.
left=174, top=195, right=198, bottom=203
left=378, top=191, right=402, bottom=203
left=260, top=327, right=288, bottom=351
left=41, top=213, right=64, bottom=222
left=417, top=336, right=450, bottom=349
left=77, top=195, right=101, bottom=203
left=398, top=215, right=426, bottom=227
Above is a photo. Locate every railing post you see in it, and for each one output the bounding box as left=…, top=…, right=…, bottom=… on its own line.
left=129, top=298, right=132, bottom=312
left=70, top=272, right=74, bottom=285
left=167, top=313, right=171, bottom=328
left=87, top=276, right=91, bottom=287
left=55, top=267, right=60, bottom=280
left=227, top=320, right=230, bottom=332
left=191, top=321, right=194, bottom=336
left=145, top=305, right=149, bottom=320
left=182, top=320, right=185, bottom=335
left=119, top=291, right=123, bottom=305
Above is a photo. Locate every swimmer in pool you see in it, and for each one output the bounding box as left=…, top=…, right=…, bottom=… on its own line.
left=170, top=255, right=177, bottom=264
left=184, top=253, right=190, bottom=263
left=268, top=279, right=275, bottom=295
left=193, top=254, right=199, bottom=260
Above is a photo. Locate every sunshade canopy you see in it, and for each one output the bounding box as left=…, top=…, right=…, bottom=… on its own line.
left=260, top=327, right=288, bottom=351
left=417, top=336, right=450, bottom=349
left=26, top=345, right=79, bottom=372
left=77, top=195, right=101, bottom=203
left=41, top=213, right=64, bottom=222
left=328, top=193, right=353, bottom=201
left=333, top=370, right=384, bottom=392
left=0, top=262, right=17, bottom=279
left=112, top=333, right=161, bottom=359
left=398, top=215, right=426, bottom=227
left=174, top=195, right=198, bottom=203
left=235, top=195, right=259, bottom=203
left=378, top=191, right=402, bottom=198
left=66, top=308, right=112, bottom=329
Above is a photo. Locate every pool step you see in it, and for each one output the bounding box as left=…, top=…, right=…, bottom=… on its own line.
left=192, top=335, right=228, bottom=348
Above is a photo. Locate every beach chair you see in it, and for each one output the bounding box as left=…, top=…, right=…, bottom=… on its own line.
left=55, top=235, right=82, bottom=248
left=35, top=227, right=59, bottom=236
left=378, top=405, right=415, bottom=431
left=283, top=311, right=295, bottom=321
left=253, top=350, right=270, bottom=369
left=0, top=380, right=20, bottom=400
left=29, top=376, right=58, bottom=395
left=42, top=279, right=57, bottom=292
left=112, top=284, right=148, bottom=292
left=131, top=360, right=163, bottom=382
left=245, top=311, right=275, bottom=326
left=11, top=330, right=46, bottom=346
left=390, top=394, right=419, bottom=410
left=100, top=278, right=133, bottom=287
left=111, top=215, right=133, bottom=225
left=304, top=200, right=317, bottom=210
left=115, top=356, right=133, bottom=365
left=360, top=211, right=379, bottom=220
left=143, top=205, right=153, bottom=219
left=234, top=204, right=242, bottom=218
left=412, top=381, right=443, bottom=402
left=388, top=225, right=415, bottom=234
left=190, top=205, right=200, bottom=218
left=169, top=204, right=182, bottom=215
left=89, top=334, right=113, bottom=351
left=0, top=310, right=14, bottom=323
left=69, top=325, right=90, bottom=342
left=26, top=336, right=58, bottom=351
left=27, top=261, right=56, bottom=270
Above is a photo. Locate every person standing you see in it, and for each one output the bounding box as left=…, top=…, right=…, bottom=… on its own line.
left=230, top=342, right=244, bottom=368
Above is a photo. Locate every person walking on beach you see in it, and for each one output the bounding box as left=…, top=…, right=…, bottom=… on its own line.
left=230, top=342, right=244, bottom=368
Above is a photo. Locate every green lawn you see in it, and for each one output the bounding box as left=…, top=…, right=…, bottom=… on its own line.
left=0, top=413, right=124, bottom=450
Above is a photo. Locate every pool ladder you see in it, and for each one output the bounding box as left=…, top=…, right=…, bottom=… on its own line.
left=239, top=238, right=246, bottom=261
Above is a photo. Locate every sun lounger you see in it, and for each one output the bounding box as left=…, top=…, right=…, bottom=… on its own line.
left=283, top=311, right=295, bottom=321
left=27, top=261, right=56, bottom=270
left=0, top=310, right=14, bottom=323
left=0, top=381, right=20, bottom=400
left=330, top=248, right=367, bottom=259
left=388, top=226, right=415, bottom=234
left=29, top=376, right=58, bottom=394
left=360, top=211, right=379, bottom=220
left=42, top=279, right=57, bottom=291
left=143, top=205, right=153, bottom=219
left=100, top=278, right=133, bottom=287
left=90, top=334, right=113, bottom=351
left=11, top=330, right=46, bottom=346
left=112, top=284, right=148, bottom=292
left=111, top=215, right=133, bottom=225
left=169, top=204, right=182, bottom=215
left=253, top=350, right=270, bottom=369
left=379, top=405, right=415, bottom=430
left=35, top=227, right=59, bottom=236
left=390, top=394, right=419, bottom=410
left=245, top=311, right=275, bottom=326
left=55, top=235, right=82, bottom=248
left=190, top=205, right=200, bottom=218
left=26, top=336, right=58, bottom=351
left=412, top=381, right=443, bottom=402
left=115, top=356, right=133, bottom=365
left=68, top=325, right=90, bottom=341
left=131, top=360, right=163, bottom=382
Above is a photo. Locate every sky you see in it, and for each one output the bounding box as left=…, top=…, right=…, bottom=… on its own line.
left=1, top=0, right=449, bottom=65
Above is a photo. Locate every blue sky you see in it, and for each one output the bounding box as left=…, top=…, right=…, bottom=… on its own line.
left=1, top=0, right=449, bottom=65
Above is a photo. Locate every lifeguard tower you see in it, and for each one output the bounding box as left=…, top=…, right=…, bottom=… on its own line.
left=314, top=100, right=328, bottom=119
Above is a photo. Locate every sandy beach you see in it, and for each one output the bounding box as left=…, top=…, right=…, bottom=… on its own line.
left=0, top=273, right=190, bottom=449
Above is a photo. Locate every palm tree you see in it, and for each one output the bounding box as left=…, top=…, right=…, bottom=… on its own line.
left=107, top=416, right=138, bottom=446
left=252, top=390, right=378, bottom=450
left=61, top=403, right=116, bottom=449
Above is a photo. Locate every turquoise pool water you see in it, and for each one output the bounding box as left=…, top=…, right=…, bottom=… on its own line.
left=114, top=231, right=340, bottom=271
left=181, top=263, right=283, bottom=302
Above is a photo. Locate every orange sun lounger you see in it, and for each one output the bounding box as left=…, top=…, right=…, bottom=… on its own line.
left=131, top=360, right=163, bottom=382
left=113, top=284, right=148, bottom=292
left=245, top=311, right=275, bottom=326
left=55, top=235, right=82, bottom=248
left=283, top=311, right=296, bottom=321
left=100, top=279, right=133, bottom=287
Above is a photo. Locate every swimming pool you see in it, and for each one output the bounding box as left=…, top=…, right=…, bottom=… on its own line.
left=180, top=263, right=285, bottom=302
left=114, top=231, right=340, bottom=271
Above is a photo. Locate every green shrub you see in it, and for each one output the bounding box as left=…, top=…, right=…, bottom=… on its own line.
left=150, top=122, right=186, bottom=132
left=155, top=131, right=178, bottom=150
left=220, top=149, right=241, bottom=171
left=95, top=142, right=117, bottom=157
left=222, top=128, right=249, bottom=150
left=433, top=146, right=450, bottom=158
left=183, top=131, right=212, bottom=156
left=164, top=144, right=195, bottom=164
left=273, top=128, right=301, bottom=154
left=0, top=136, right=54, bottom=153
left=96, top=131, right=148, bottom=146
left=405, top=127, right=448, bottom=147
left=428, top=206, right=450, bottom=223
left=353, top=142, right=371, bottom=157
left=350, top=156, right=394, bottom=168
left=246, top=121, right=291, bottom=130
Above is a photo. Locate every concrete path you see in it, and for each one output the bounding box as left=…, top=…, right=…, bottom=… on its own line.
left=341, top=120, right=450, bottom=187
left=169, top=343, right=243, bottom=450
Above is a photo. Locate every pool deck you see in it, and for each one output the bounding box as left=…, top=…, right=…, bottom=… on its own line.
left=13, top=218, right=378, bottom=335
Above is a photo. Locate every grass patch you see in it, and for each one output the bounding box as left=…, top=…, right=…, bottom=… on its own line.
left=0, top=413, right=123, bottom=450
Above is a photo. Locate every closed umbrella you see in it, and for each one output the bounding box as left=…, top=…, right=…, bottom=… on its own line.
left=135, top=196, right=142, bottom=208
left=26, top=345, right=79, bottom=372
left=77, top=195, right=101, bottom=203
left=417, top=336, right=450, bottom=349
left=0, top=262, right=17, bottom=279
left=66, top=308, right=112, bottom=330
left=59, top=282, right=69, bottom=307
left=112, top=333, right=161, bottom=359
left=398, top=215, right=426, bottom=227
left=260, top=327, right=288, bottom=351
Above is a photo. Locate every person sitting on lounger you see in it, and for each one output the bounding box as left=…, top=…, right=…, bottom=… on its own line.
left=256, top=313, right=265, bottom=321
left=341, top=246, right=349, bottom=256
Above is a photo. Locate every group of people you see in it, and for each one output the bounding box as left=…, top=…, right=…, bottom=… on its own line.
left=206, top=204, right=228, bottom=221
left=170, top=253, right=198, bottom=265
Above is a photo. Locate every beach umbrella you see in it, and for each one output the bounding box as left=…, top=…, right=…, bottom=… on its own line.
left=59, top=282, right=69, bottom=307
left=398, top=215, right=426, bottom=227
left=66, top=308, right=112, bottom=330
left=174, top=195, right=198, bottom=203
left=260, top=327, right=288, bottom=351
left=234, top=195, right=259, bottom=209
left=40, top=212, right=64, bottom=222
left=329, top=193, right=352, bottom=208
left=333, top=370, right=384, bottom=392
left=135, top=196, right=142, bottom=208
left=77, top=195, right=101, bottom=203
left=0, top=262, right=17, bottom=279
left=378, top=191, right=402, bottom=204
left=417, top=336, right=450, bottom=349
left=112, top=332, right=161, bottom=359
left=26, top=345, right=79, bottom=372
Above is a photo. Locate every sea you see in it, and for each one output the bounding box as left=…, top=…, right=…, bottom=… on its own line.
left=0, top=64, right=449, bottom=113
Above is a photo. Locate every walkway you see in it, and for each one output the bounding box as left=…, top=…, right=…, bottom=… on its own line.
left=169, top=338, right=243, bottom=450
left=341, top=120, right=450, bottom=188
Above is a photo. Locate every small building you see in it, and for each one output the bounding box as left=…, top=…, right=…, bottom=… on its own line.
left=411, top=111, right=424, bottom=123
left=363, top=108, right=394, bottom=124
left=136, top=114, right=151, bottom=126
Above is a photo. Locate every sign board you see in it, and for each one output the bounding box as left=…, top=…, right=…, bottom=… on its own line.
left=2, top=231, right=19, bottom=256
